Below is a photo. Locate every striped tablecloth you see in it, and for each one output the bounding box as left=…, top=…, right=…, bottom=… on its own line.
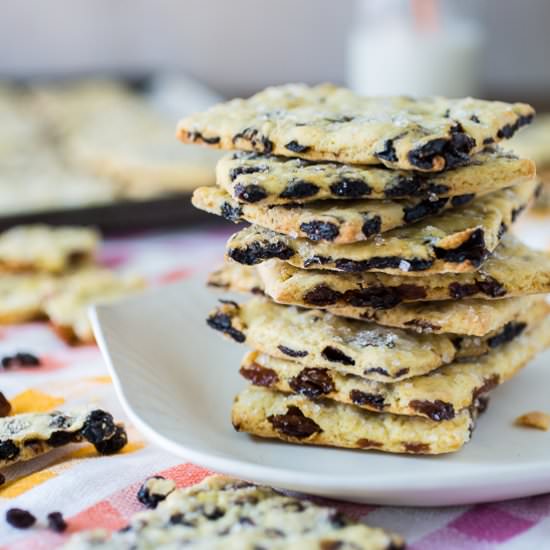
left=2, top=219, right=550, bottom=549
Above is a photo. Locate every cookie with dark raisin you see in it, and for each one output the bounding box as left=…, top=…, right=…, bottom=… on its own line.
left=241, top=314, right=550, bottom=421
left=178, top=83, right=534, bottom=171
left=207, top=298, right=468, bottom=383
left=0, top=409, right=127, bottom=467
left=232, top=386, right=476, bottom=454
left=63, top=474, right=403, bottom=549
left=193, top=185, right=482, bottom=244
left=215, top=149, right=535, bottom=205
left=225, top=180, right=536, bottom=276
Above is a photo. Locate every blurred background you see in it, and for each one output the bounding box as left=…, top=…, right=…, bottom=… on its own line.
left=0, top=0, right=548, bottom=226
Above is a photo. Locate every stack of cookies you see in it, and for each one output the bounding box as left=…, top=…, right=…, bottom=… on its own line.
left=180, top=83, right=550, bottom=455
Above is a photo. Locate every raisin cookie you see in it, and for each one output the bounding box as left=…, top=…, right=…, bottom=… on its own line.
left=233, top=386, right=480, bottom=455
left=241, top=313, right=550, bottom=421
left=64, top=475, right=403, bottom=550
left=194, top=185, right=480, bottom=244
left=226, top=179, right=536, bottom=275
left=205, top=298, right=522, bottom=382
left=0, top=409, right=127, bottom=468
left=217, top=149, right=535, bottom=204
left=253, top=234, right=550, bottom=306
left=0, top=225, right=99, bottom=274
left=178, top=83, right=534, bottom=171
left=43, top=268, right=145, bottom=345
left=208, top=264, right=542, bottom=336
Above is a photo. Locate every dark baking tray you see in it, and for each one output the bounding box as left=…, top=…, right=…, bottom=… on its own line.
left=0, top=194, right=222, bottom=234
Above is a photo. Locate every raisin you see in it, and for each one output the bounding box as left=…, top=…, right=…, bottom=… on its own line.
left=470, top=114, right=481, bottom=123
left=343, top=287, right=402, bottom=309
left=361, top=215, right=382, bottom=237
left=1, top=352, right=41, bottom=369
left=233, top=183, right=267, bottom=203
left=396, top=284, right=427, bottom=300
left=187, top=131, right=220, bottom=145
left=473, top=374, right=500, bottom=399
left=277, top=345, right=308, bottom=358
left=334, top=256, right=433, bottom=273
left=289, top=368, right=335, bottom=398
left=409, top=399, right=455, bottom=421
left=356, top=438, right=383, bottom=449
left=330, top=178, right=371, bottom=198
left=321, top=346, right=355, bottom=366
left=434, top=228, right=487, bottom=266
left=0, top=440, right=20, bottom=461
left=403, top=442, right=430, bottom=453
left=170, top=513, right=195, bottom=526
left=384, top=175, right=423, bottom=198
left=137, top=476, right=176, bottom=509
left=229, top=165, right=265, bottom=181
left=483, top=137, right=495, bottom=145
left=403, top=197, right=448, bottom=223
left=0, top=392, right=11, bottom=417
left=408, top=124, right=475, bottom=170
left=47, top=431, right=80, bottom=447
left=511, top=204, right=526, bottom=222
left=6, top=508, right=36, bottom=529
left=449, top=282, right=478, bottom=299
left=303, top=284, right=342, bottom=306
left=94, top=425, right=127, bottom=455
left=300, top=221, right=339, bottom=242
left=80, top=410, right=117, bottom=447
left=476, top=278, right=506, bottom=298
left=227, top=240, right=294, bottom=265
left=240, top=363, right=279, bottom=387
left=261, top=136, right=274, bottom=153
left=267, top=406, right=322, bottom=438
left=280, top=180, right=319, bottom=199
left=363, top=367, right=390, bottom=377
left=497, top=113, right=534, bottom=139
left=487, top=322, right=526, bottom=349
left=285, top=140, right=310, bottom=153
left=320, top=540, right=345, bottom=550
left=206, top=312, right=246, bottom=343
left=451, top=194, right=475, bottom=207
left=395, top=367, right=410, bottom=378
left=376, top=139, right=398, bottom=162
left=47, top=512, right=67, bottom=533
left=303, top=255, right=331, bottom=268
left=349, top=390, right=385, bottom=410
left=220, top=202, right=243, bottom=222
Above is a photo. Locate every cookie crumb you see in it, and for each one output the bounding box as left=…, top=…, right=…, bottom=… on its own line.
left=515, top=411, right=550, bottom=430
left=137, top=476, right=176, bottom=508
left=6, top=508, right=36, bottom=529
left=47, top=511, right=67, bottom=533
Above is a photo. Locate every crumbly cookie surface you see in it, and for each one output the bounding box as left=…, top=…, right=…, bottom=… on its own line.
left=0, top=409, right=127, bottom=467
left=64, top=475, right=403, bottom=550
left=217, top=150, right=535, bottom=204
left=205, top=298, right=520, bottom=382
left=178, top=83, right=534, bottom=171
left=225, top=180, right=535, bottom=275
left=252, top=235, right=550, bottom=306
left=240, top=313, right=550, bottom=421
left=233, top=386, right=477, bottom=455
left=193, top=185, right=479, bottom=244
left=209, top=262, right=540, bottom=336
left=0, top=225, right=99, bottom=274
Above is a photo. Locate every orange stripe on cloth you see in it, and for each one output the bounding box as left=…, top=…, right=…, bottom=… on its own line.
left=0, top=470, right=57, bottom=498
left=9, top=389, right=64, bottom=414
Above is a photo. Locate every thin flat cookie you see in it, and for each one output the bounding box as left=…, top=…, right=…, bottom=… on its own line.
left=232, top=386, right=479, bottom=455
left=64, top=475, right=403, bottom=550
left=194, top=185, right=480, bottom=244
left=226, top=180, right=536, bottom=275
left=0, top=225, right=99, bottom=274
left=208, top=264, right=543, bottom=336
left=177, top=83, right=534, bottom=171
left=254, top=235, right=550, bottom=306
left=240, top=313, right=550, bottom=421
left=206, top=298, right=532, bottom=382
left=217, top=149, right=535, bottom=204
left=0, top=409, right=127, bottom=468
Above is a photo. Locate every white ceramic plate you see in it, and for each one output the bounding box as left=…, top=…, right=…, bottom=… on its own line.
left=90, top=277, right=550, bottom=506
